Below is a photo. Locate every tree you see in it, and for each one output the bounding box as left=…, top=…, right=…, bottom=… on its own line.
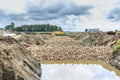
left=10, top=23, right=63, bottom=32
left=5, top=22, right=15, bottom=31
left=58, top=27, right=62, bottom=31
left=11, top=22, right=15, bottom=28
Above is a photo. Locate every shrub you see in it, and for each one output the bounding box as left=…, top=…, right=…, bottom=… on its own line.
left=112, top=39, right=120, bottom=52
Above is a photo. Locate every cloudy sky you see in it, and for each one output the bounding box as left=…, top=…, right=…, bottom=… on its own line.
left=41, top=64, right=120, bottom=80
left=0, top=0, right=120, bottom=31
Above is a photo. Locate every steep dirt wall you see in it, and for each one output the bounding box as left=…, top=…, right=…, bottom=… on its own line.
left=110, top=49, right=120, bottom=70
left=0, top=36, right=41, bottom=80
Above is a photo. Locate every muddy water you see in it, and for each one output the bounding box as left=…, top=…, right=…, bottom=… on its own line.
left=41, top=61, right=120, bottom=80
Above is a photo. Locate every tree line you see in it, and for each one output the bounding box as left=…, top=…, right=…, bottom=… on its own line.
left=5, top=22, right=63, bottom=32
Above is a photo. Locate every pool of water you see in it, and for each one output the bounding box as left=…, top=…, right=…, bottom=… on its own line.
left=41, top=64, right=120, bottom=80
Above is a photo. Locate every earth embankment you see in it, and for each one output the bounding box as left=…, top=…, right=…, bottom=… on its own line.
left=0, top=36, right=41, bottom=80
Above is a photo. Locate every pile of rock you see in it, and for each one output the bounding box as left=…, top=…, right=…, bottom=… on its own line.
left=39, top=34, right=53, bottom=40
left=28, top=45, right=113, bottom=62
left=17, top=34, right=45, bottom=45
left=45, top=36, right=81, bottom=46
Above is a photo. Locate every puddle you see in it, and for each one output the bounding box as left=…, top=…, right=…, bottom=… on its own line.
left=41, top=64, right=120, bottom=80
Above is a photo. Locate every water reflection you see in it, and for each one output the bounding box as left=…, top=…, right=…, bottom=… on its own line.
left=41, top=64, right=120, bottom=80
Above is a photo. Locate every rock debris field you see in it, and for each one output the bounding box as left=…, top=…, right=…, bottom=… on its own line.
left=21, top=34, right=114, bottom=62
left=28, top=45, right=112, bottom=62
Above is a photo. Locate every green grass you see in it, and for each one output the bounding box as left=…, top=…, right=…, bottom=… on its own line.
left=117, top=31, right=120, bottom=36
left=112, top=39, right=120, bottom=52
left=112, top=45, right=120, bottom=52
left=116, top=39, right=120, bottom=45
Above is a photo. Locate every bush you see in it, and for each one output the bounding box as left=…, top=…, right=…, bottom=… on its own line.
left=112, top=39, right=120, bottom=52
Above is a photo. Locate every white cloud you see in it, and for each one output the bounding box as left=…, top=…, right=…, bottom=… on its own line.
left=0, top=0, right=39, bottom=14
left=54, top=0, right=120, bottom=31
left=41, top=64, right=120, bottom=80
left=0, top=0, right=120, bottom=31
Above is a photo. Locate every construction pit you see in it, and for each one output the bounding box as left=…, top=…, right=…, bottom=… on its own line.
left=20, top=33, right=113, bottom=62
left=1, top=32, right=120, bottom=79
left=15, top=33, right=120, bottom=75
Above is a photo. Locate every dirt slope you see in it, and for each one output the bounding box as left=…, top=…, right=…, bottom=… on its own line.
left=17, top=34, right=45, bottom=45
left=0, top=36, right=41, bottom=80
left=67, top=32, right=116, bottom=46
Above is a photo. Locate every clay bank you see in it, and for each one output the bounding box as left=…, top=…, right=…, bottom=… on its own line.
left=0, top=36, right=41, bottom=80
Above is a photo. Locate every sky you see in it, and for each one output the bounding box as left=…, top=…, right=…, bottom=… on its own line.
left=41, top=64, right=120, bottom=80
left=0, top=0, right=120, bottom=31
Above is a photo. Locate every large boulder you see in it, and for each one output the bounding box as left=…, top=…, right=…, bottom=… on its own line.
left=0, top=36, right=41, bottom=80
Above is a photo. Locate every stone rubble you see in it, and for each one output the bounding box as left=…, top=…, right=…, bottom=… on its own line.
left=27, top=36, right=113, bottom=62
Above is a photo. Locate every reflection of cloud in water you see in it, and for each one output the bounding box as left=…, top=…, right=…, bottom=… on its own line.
left=41, top=64, right=120, bottom=80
